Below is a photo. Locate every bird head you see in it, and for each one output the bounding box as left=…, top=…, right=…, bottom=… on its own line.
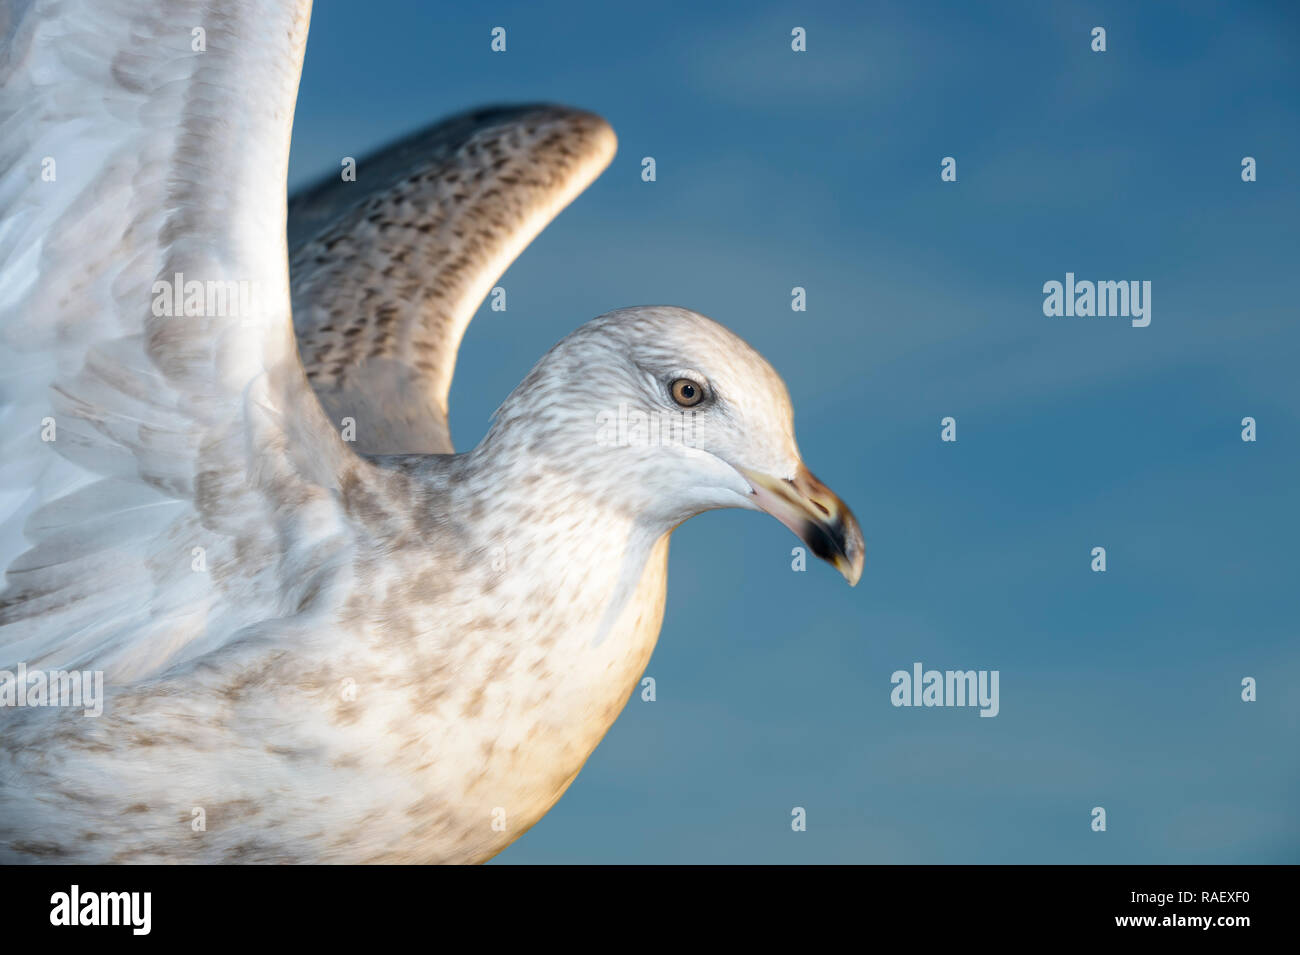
left=485, top=306, right=864, bottom=585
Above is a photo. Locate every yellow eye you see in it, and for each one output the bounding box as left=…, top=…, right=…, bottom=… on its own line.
left=669, top=378, right=704, bottom=407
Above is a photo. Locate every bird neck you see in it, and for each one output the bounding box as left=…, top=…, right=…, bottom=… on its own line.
left=449, top=437, right=672, bottom=648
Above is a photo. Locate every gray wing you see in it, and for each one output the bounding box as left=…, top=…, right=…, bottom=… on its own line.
left=0, top=0, right=364, bottom=680
left=287, top=105, right=617, bottom=454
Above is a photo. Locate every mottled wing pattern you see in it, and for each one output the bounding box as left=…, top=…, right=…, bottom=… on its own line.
left=0, top=0, right=361, bottom=680
left=287, top=105, right=617, bottom=454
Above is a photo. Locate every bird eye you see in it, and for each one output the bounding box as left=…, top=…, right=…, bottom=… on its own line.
left=669, top=378, right=704, bottom=407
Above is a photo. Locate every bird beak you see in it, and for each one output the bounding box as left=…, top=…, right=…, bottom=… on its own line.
left=737, top=464, right=864, bottom=586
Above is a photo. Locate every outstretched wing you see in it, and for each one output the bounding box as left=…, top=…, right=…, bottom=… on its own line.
left=0, top=0, right=361, bottom=681
left=288, top=104, right=617, bottom=454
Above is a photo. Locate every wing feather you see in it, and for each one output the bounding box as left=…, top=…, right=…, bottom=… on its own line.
left=0, top=0, right=364, bottom=681
left=288, top=104, right=617, bottom=453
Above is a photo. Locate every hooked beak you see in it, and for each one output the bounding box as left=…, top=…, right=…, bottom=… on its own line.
left=737, top=464, right=864, bottom=586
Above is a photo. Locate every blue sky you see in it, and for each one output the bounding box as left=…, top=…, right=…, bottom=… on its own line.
left=289, top=1, right=1299, bottom=862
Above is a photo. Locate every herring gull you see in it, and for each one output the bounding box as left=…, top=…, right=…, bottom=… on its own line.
left=0, top=0, right=863, bottom=863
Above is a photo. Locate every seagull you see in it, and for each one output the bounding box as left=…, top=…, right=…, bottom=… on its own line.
left=0, top=0, right=863, bottom=863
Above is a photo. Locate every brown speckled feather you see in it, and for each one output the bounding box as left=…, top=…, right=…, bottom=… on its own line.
left=288, top=105, right=617, bottom=453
